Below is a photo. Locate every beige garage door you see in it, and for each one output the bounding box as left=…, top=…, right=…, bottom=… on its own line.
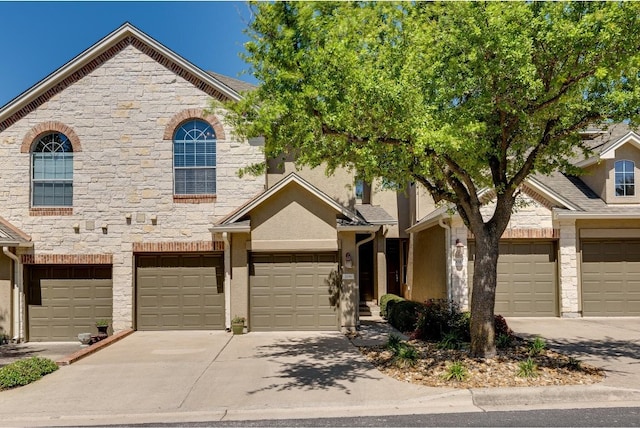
left=581, top=239, right=640, bottom=316
left=250, top=252, right=339, bottom=331
left=136, top=254, right=224, bottom=330
left=469, top=240, right=557, bottom=317
left=27, top=265, right=112, bottom=341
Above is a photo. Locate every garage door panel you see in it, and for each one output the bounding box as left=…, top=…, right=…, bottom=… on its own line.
left=136, top=254, right=224, bottom=330
left=28, top=275, right=113, bottom=341
left=582, top=239, right=640, bottom=316
left=469, top=241, right=557, bottom=317
left=250, top=252, right=338, bottom=331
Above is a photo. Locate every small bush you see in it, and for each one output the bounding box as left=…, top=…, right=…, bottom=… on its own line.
left=566, top=357, right=582, bottom=371
left=494, top=315, right=513, bottom=337
left=413, top=300, right=470, bottom=342
left=0, top=357, right=58, bottom=390
left=528, top=336, right=546, bottom=356
left=442, top=361, right=468, bottom=382
left=387, top=333, right=402, bottom=351
left=517, top=358, right=538, bottom=378
left=437, top=331, right=464, bottom=350
left=496, top=333, right=513, bottom=349
left=380, top=294, right=404, bottom=318
left=393, top=343, right=419, bottom=368
left=387, top=300, right=422, bottom=333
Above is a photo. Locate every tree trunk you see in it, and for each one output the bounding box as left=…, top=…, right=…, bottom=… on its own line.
left=469, top=231, right=500, bottom=358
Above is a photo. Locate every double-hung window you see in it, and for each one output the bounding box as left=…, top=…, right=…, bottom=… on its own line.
left=31, top=132, right=73, bottom=206
left=615, top=160, right=635, bottom=197
left=173, top=119, right=216, bottom=195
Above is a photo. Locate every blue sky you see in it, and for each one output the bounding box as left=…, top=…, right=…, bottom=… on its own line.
left=0, top=1, right=257, bottom=107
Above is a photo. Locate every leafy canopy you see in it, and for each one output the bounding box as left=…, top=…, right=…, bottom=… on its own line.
left=226, top=1, right=640, bottom=230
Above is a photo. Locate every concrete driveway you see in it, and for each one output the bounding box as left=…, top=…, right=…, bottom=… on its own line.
left=0, top=331, right=470, bottom=426
left=506, top=317, right=640, bottom=389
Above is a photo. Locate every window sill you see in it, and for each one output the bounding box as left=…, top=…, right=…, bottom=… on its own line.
left=173, top=194, right=217, bottom=204
left=29, top=207, right=73, bottom=216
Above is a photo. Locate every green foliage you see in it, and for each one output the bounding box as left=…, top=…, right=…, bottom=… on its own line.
left=387, top=333, right=402, bottom=352
left=496, top=333, right=513, bottom=349
left=413, top=300, right=470, bottom=342
left=380, top=294, right=404, bottom=319
left=566, top=357, right=583, bottom=371
left=442, top=361, right=469, bottom=382
left=517, top=358, right=539, bottom=378
left=528, top=337, right=546, bottom=356
left=393, top=343, right=419, bottom=368
left=95, top=319, right=110, bottom=327
left=437, top=331, right=464, bottom=350
left=227, top=1, right=640, bottom=356
left=387, top=300, right=422, bottom=333
left=0, top=357, right=58, bottom=390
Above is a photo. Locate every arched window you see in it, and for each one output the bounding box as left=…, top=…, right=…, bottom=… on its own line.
left=32, top=132, right=73, bottom=206
left=615, top=160, right=635, bottom=197
left=173, top=119, right=216, bottom=195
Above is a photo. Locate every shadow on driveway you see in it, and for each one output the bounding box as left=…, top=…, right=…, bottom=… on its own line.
left=247, top=334, right=378, bottom=395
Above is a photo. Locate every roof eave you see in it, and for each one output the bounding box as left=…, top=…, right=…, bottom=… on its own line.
left=336, top=225, right=380, bottom=232
left=553, top=210, right=640, bottom=220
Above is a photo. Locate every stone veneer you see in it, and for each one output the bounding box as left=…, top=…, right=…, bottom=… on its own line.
left=558, top=218, right=579, bottom=317
left=0, top=45, right=264, bottom=330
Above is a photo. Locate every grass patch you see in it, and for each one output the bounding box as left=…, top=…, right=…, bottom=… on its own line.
left=442, top=361, right=468, bottom=382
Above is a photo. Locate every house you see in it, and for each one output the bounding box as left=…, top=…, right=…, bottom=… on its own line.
left=407, top=123, right=640, bottom=318
left=0, top=23, right=404, bottom=342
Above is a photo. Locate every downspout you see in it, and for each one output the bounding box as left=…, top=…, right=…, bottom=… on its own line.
left=222, top=233, right=231, bottom=331
left=438, top=218, right=452, bottom=303
left=355, top=231, right=377, bottom=328
left=3, top=247, right=23, bottom=343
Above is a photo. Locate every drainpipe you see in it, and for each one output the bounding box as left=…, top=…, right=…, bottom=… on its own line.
left=222, top=233, right=231, bottom=331
left=438, top=218, right=452, bottom=303
left=3, top=247, right=23, bottom=343
left=355, top=231, right=377, bottom=328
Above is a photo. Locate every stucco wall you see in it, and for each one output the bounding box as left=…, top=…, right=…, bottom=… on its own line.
left=0, top=253, right=11, bottom=337
left=250, top=183, right=339, bottom=251
left=0, top=45, right=265, bottom=330
left=407, top=224, right=447, bottom=303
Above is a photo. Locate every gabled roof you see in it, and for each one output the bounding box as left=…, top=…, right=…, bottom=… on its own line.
left=0, top=216, right=32, bottom=247
left=575, top=123, right=640, bottom=167
left=0, top=22, right=250, bottom=131
left=355, top=204, right=397, bottom=225
left=215, top=173, right=362, bottom=227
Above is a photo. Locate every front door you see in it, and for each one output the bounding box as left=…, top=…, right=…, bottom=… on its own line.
left=358, top=239, right=374, bottom=301
left=386, top=239, right=401, bottom=296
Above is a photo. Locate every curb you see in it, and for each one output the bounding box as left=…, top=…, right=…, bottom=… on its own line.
left=56, top=328, right=134, bottom=366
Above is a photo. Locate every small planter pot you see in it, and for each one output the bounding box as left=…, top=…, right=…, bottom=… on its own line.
left=231, top=323, right=244, bottom=335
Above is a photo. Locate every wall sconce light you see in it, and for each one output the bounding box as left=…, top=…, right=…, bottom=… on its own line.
left=101, top=223, right=108, bottom=234
left=73, top=223, right=80, bottom=233
left=454, top=239, right=465, bottom=270
left=150, top=214, right=157, bottom=225
left=344, top=252, right=353, bottom=268
left=125, top=213, right=132, bottom=225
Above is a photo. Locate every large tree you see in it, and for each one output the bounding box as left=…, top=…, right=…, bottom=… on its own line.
left=225, top=1, right=640, bottom=357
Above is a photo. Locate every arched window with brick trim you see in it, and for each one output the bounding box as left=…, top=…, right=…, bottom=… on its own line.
left=32, top=132, right=73, bottom=206
left=173, top=119, right=216, bottom=195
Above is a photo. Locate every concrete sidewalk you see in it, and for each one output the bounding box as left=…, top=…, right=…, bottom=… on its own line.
left=0, top=318, right=638, bottom=426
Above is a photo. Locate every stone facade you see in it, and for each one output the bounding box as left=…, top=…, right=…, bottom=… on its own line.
left=0, top=45, right=264, bottom=330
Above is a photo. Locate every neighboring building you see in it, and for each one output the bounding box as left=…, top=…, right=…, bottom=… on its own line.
left=408, top=123, right=640, bottom=318
left=0, top=23, right=403, bottom=342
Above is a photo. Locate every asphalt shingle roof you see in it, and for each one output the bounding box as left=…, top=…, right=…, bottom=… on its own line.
left=207, top=72, right=257, bottom=94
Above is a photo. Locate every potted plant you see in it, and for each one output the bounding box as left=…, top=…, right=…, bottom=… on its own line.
left=231, top=316, right=245, bottom=335
left=95, top=319, right=110, bottom=338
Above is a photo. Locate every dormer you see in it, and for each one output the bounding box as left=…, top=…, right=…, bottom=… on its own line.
left=578, top=129, right=640, bottom=204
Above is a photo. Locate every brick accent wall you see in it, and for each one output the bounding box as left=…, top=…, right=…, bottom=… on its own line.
left=29, top=208, right=73, bottom=216
left=163, top=109, right=226, bottom=141
left=468, top=228, right=559, bottom=239
left=22, top=254, right=113, bottom=264
left=132, top=241, right=223, bottom=252
left=21, top=121, right=82, bottom=153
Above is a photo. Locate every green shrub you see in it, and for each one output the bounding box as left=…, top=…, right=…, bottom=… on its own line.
left=393, top=343, right=419, bottom=368
left=0, top=357, right=58, bottom=390
left=528, top=336, right=546, bottom=356
left=517, top=358, right=538, bottom=378
left=413, top=300, right=470, bottom=342
left=387, top=300, right=422, bottom=332
left=442, top=361, right=468, bottom=381
left=387, top=333, right=402, bottom=352
left=380, top=294, right=404, bottom=318
left=437, top=331, right=464, bottom=350
left=496, top=333, right=513, bottom=349
left=566, top=357, right=582, bottom=371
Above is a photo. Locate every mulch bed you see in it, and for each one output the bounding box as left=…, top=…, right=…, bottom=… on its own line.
left=358, top=336, right=604, bottom=388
